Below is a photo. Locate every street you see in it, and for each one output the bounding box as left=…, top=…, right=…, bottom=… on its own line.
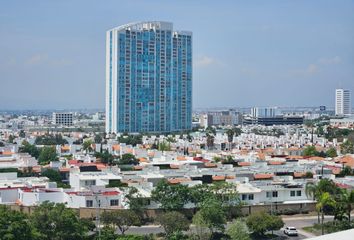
left=123, top=214, right=354, bottom=239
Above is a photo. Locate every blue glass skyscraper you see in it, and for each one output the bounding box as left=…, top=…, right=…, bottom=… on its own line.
left=105, top=22, right=192, bottom=133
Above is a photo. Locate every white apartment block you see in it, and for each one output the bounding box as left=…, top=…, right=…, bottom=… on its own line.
left=335, top=89, right=351, bottom=116
left=52, top=112, right=73, bottom=126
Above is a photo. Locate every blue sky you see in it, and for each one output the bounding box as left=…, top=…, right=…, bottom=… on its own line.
left=0, top=0, right=353, bottom=110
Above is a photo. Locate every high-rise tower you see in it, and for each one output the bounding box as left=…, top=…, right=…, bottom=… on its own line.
left=335, top=89, right=351, bottom=116
left=105, top=22, right=192, bottom=133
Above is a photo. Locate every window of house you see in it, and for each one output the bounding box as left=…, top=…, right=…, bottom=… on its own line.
left=248, top=194, right=254, bottom=200
left=242, top=194, right=247, bottom=201
left=110, top=199, right=119, bottom=206
left=272, top=191, right=278, bottom=198
left=266, top=192, right=271, bottom=198
left=86, top=200, right=93, bottom=208
left=290, top=191, right=295, bottom=197
left=297, top=190, right=302, bottom=196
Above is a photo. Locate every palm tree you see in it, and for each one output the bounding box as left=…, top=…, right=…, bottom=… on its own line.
left=306, top=182, right=321, bottom=224
left=340, top=189, right=354, bottom=223
left=316, top=192, right=335, bottom=235
left=226, top=129, right=234, bottom=151
left=82, top=139, right=93, bottom=154
left=206, top=133, right=215, bottom=150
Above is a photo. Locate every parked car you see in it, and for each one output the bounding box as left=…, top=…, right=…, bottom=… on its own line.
left=284, top=226, right=298, bottom=236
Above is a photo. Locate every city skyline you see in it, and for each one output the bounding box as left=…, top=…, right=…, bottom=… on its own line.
left=0, top=0, right=354, bottom=110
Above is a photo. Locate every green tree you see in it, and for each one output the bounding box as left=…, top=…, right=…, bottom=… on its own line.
left=156, top=211, right=189, bottom=237
left=339, top=166, right=353, bottom=177
left=195, top=198, right=226, bottom=235
left=268, top=214, right=284, bottom=235
left=19, top=130, right=26, bottom=138
left=246, top=211, right=283, bottom=236
left=151, top=180, right=191, bottom=210
left=8, top=134, right=15, bottom=143
left=125, top=187, right=149, bottom=220
left=206, top=133, right=215, bottom=150
left=82, top=139, right=94, bottom=153
left=341, top=140, right=354, bottom=154
left=42, top=168, right=62, bottom=182
left=326, top=147, right=337, bottom=158
left=19, top=140, right=40, bottom=159
left=94, top=134, right=103, bottom=144
left=38, top=146, right=58, bottom=165
left=117, top=134, right=143, bottom=146
left=303, top=145, right=319, bottom=157
left=226, top=129, right=234, bottom=150
left=119, top=153, right=139, bottom=165
left=339, top=189, right=354, bottom=223
left=35, top=134, right=68, bottom=145
left=316, top=192, right=336, bottom=235
left=227, top=219, right=250, bottom=240
left=0, top=205, right=37, bottom=240
left=95, top=150, right=115, bottom=165
left=31, top=201, right=90, bottom=240
left=101, top=210, right=141, bottom=235
left=158, top=141, right=171, bottom=152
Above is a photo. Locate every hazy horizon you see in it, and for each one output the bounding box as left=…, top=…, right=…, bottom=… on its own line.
left=1, top=0, right=353, bottom=110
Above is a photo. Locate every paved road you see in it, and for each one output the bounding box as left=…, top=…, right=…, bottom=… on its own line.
left=123, top=214, right=354, bottom=238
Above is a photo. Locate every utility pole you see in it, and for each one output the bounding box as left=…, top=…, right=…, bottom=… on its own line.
left=94, top=191, right=102, bottom=240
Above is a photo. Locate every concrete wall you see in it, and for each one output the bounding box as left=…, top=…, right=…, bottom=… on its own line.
left=7, top=202, right=316, bottom=219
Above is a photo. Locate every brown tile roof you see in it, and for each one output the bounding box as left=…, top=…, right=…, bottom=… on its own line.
left=254, top=173, right=274, bottom=180
left=212, top=175, right=226, bottom=181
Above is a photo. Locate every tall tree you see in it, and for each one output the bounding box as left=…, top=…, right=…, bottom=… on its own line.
left=0, top=205, right=36, bottom=240
left=157, top=211, right=189, bottom=237
left=31, top=201, right=90, bottom=240
left=340, top=189, right=354, bottom=223
left=227, top=219, right=250, bottom=240
left=151, top=180, right=191, bottom=210
left=195, top=198, right=226, bottom=235
left=226, top=129, right=234, bottom=151
left=101, top=210, right=140, bottom=235
left=82, top=139, right=94, bottom=153
left=38, top=146, right=58, bottom=165
left=316, top=192, right=335, bottom=235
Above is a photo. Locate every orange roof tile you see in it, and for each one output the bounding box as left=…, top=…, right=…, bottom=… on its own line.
left=267, top=161, right=285, bottom=165
left=293, top=172, right=305, bottom=178
left=170, top=164, right=180, bottom=169
left=112, top=145, right=120, bottom=151
left=177, top=156, right=186, bottom=161
left=339, top=155, right=354, bottom=168
left=139, top=157, right=148, bottom=163
left=168, top=177, right=190, bottom=184
left=204, top=162, right=217, bottom=168
left=254, top=173, right=274, bottom=180
left=133, top=165, right=143, bottom=170
left=238, top=162, right=251, bottom=166
left=212, top=175, right=225, bottom=181
left=308, top=156, right=325, bottom=161
left=61, top=146, right=70, bottom=151
left=286, top=155, right=304, bottom=160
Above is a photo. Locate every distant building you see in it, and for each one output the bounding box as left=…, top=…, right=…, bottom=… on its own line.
left=200, top=110, right=242, bottom=127
left=52, top=112, right=73, bottom=126
left=245, top=107, right=303, bottom=126
left=105, top=21, right=192, bottom=133
left=251, top=107, right=280, bottom=118
left=335, top=89, right=351, bottom=116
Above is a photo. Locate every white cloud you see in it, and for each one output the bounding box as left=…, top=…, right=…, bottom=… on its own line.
left=195, top=56, right=217, bottom=67
left=25, top=54, right=73, bottom=67
left=307, top=64, right=319, bottom=74
left=25, top=54, right=48, bottom=66
left=318, top=56, right=341, bottom=65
